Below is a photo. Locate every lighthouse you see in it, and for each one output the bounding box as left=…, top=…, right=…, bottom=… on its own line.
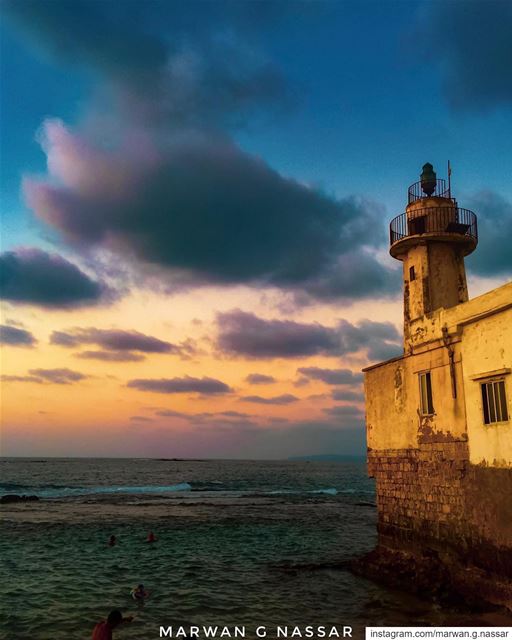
left=361, top=165, right=512, bottom=608
left=389, top=163, right=477, bottom=353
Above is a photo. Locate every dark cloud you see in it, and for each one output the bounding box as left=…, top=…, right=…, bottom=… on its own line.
left=2, top=369, right=87, bottom=385
left=331, top=389, right=365, bottom=402
left=155, top=408, right=252, bottom=423
left=51, top=327, right=192, bottom=357
left=127, top=376, right=232, bottom=395
left=336, top=319, right=402, bottom=361
left=297, top=367, right=363, bottom=385
left=240, top=394, right=298, bottom=405
left=6, top=1, right=397, bottom=302
left=465, top=191, right=512, bottom=278
left=220, top=410, right=252, bottom=418
left=75, top=350, right=145, bottom=362
left=3, top=0, right=290, bottom=128
left=23, top=124, right=394, bottom=301
left=0, top=324, right=37, bottom=347
left=28, top=368, right=88, bottom=384
left=0, top=248, right=106, bottom=308
left=155, top=409, right=187, bottom=418
left=323, top=404, right=364, bottom=418
left=1, top=375, right=42, bottom=384
left=418, top=1, right=512, bottom=111
left=217, top=310, right=341, bottom=358
left=130, top=416, right=153, bottom=422
left=217, top=310, right=401, bottom=360
left=245, top=373, right=277, bottom=385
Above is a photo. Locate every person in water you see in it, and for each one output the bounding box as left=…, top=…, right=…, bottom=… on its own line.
left=131, top=584, right=149, bottom=601
left=91, top=610, right=133, bottom=640
left=108, top=535, right=116, bottom=547
left=146, top=531, right=157, bottom=543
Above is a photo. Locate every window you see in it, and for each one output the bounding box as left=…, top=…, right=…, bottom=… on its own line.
left=409, top=216, right=426, bottom=235
left=409, top=266, right=416, bottom=281
left=419, top=372, right=434, bottom=415
left=481, top=379, right=509, bottom=424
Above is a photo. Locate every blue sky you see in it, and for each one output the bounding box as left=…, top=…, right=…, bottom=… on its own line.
left=2, top=0, right=511, bottom=248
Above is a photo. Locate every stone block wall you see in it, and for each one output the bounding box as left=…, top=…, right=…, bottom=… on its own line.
left=367, top=442, right=512, bottom=580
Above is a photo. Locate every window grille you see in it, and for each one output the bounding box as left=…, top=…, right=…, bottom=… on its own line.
left=481, top=379, right=508, bottom=424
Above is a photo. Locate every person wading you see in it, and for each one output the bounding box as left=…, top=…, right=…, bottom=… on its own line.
left=91, top=610, right=133, bottom=640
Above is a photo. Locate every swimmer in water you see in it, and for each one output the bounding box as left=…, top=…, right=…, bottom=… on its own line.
left=131, top=584, right=149, bottom=601
left=91, top=610, right=133, bottom=640
left=146, top=531, right=157, bottom=543
left=108, top=535, right=116, bottom=547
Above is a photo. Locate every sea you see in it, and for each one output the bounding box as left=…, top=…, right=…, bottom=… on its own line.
left=1, top=458, right=509, bottom=640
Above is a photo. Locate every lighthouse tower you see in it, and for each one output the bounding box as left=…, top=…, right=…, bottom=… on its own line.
left=363, top=165, right=511, bottom=609
left=389, top=163, right=478, bottom=352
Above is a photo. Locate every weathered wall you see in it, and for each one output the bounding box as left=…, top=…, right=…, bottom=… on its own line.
left=368, top=446, right=512, bottom=564
left=364, top=281, right=512, bottom=603
left=365, top=345, right=467, bottom=452
left=460, top=308, right=512, bottom=467
left=427, top=243, right=468, bottom=312
left=367, top=445, right=512, bottom=606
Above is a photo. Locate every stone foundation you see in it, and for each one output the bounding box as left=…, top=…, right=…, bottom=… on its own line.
left=366, top=443, right=512, bottom=609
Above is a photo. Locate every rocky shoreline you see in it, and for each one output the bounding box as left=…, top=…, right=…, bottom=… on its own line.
left=351, top=545, right=512, bottom=614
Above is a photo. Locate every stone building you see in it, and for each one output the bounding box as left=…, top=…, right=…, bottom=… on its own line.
left=363, top=164, right=512, bottom=607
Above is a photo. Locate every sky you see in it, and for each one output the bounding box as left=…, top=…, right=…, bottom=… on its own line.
left=1, top=0, right=511, bottom=459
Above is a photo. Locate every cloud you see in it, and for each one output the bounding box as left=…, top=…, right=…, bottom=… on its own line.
left=130, top=416, right=153, bottom=423
left=51, top=327, right=193, bottom=358
left=331, top=389, right=365, bottom=402
left=240, top=394, right=298, bottom=405
left=323, top=404, right=365, bottom=418
left=155, top=409, right=187, bottom=418
left=0, top=248, right=107, bottom=308
left=28, top=368, right=88, bottom=384
left=0, top=324, right=37, bottom=347
left=219, top=410, right=252, bottom=418
left=75, top=350, right=145, bottom=362
left=155, top=409, right=257, bottom=431
left=245, top=373, right=276, bottom=385
left=1, top=375, right=43, bottom=384
left=217, top=310, right=341, bottom=358
left=418, top=1, right=512, bottom=111
left=1, top=369, right=87, bottom=385
left=3, top=0, right=290, bottom=128
left=5, top=1, right=398, bottom=302
left=127, top=376, right=232, bottom=395
left=22, top=121, right=395, bottom=302
left=297, top=367, right=362, bottom=385
left=216, top=310, right=401, bottom=360
left=465, top=191, right=512, bottom=277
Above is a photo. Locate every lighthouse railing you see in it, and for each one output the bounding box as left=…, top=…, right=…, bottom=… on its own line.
left=389, top=207, right=478, bottom=246
left=408, top=178, right=452, bottom=204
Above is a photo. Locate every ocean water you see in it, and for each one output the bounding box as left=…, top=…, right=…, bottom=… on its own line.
left=0, top=458, right=507, bottom=640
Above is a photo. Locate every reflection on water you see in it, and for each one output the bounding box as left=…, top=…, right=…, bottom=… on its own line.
left=0, top=459, right=507, bottom=639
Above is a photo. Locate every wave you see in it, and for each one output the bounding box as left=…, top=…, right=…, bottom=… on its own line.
left=0, top=483, right=366, bottom=500
left=0, top=483, right=192, bottom=499
left=188, top=483, right=339, bottom=496
left=267, top=487, right=338, bottom=496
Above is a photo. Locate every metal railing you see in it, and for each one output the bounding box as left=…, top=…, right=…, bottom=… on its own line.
left=408, top=178, right=452, bottom=203
left=390, top=207, right=478, bottom=246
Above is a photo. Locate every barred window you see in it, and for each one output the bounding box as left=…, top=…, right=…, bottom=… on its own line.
left=419, top=372, right=434, bottom=416
left=481, top=379, right=509, bottom=424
